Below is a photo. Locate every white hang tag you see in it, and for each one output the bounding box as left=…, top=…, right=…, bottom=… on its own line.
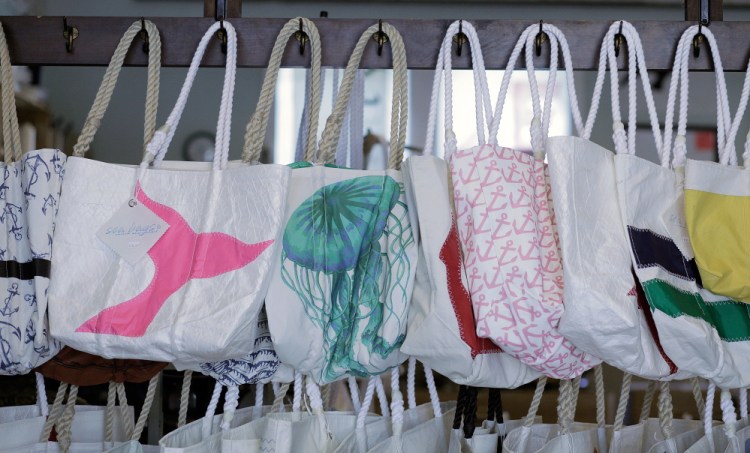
left=96, top=199, right=169, bottom=265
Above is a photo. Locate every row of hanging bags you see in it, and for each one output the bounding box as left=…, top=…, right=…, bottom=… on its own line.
left=448, top=20, right=598, bottom=379
left=400, top=18, right=540, bottom=387
left=0, top=19, right=65, bottom=375
left=616, top=21, right=750, bottom=391
left=548, top=21, right=692, bottom=381
left=265, top=20, right=417, bottom=384
left=48, top=19, right=291, bottom=370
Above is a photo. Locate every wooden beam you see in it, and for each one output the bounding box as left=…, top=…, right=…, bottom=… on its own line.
left=203, top=0, right=242, bottom=19
left=685, top=0, right=723, bottom=22
left=1, top=16, right=747, bottom=71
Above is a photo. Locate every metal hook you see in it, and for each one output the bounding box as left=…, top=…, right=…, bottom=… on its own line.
left=216, top=16, right=227, bottom=54
left=62, top=17, right=78, bottom=53
left=139, top=17, right=149, bottom=53
left=614, top=20, right=624, bottom=58
left=453, top=20, right=468, bottom=57
left=373, top=19, right=388, bottom=57
left=294, top=18, right=309, bottom=56
left=693, top=23, right=704, bottom=58
left=534, top=20, right=546, bottom=57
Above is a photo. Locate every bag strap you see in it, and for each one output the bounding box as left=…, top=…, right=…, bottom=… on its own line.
left=177, top=370, right=192, bottom=428
left=664, top=25, right=733, bottom=169
left=201, top=380, right=224, bottom=439
left=611, top=372, right=633, bottom=453
left=516, top=377, right=547, bottom=453
left=741, top=387, right=748, bottom=423
left=35, top=372, right=49, bottom=418
left=487, top=23, right=584, bottom=156
left=148, top=20, right=237, bottom=171
left=657, top=381, right=678, bottom=453
left=424, top=20, right=493, bottom=158
left=73, top=20, right=161, bottom=158
left=0, top=22, right=22, bottom=163
left=319, top=21, right=407, bottom=169
left=243, top=18, right=322, bottom=163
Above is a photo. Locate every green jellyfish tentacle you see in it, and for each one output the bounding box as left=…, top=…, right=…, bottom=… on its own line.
left=281, top=175, right=414, bottom=383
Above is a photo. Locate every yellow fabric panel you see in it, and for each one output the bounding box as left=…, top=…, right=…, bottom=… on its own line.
left=685, top=189, right=750, bottom=302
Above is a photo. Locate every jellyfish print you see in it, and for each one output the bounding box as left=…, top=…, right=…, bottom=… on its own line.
left=281, top=175, right=414, bottom=383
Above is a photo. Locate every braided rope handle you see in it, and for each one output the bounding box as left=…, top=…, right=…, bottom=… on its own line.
left=178, top=370, right=192, bottom=428
left=640, top=380, right=657, bottom=422
left=657, top=381, right=674, bottom=442
left=149, top=20, right=237, bottom=170
left=704, top=381, right=716, bottom=453
left=73, top=20, right=161, bottom=158
left=663, top=25, right=733, bottom=169
left=242, top=18, right=321, bottom=163
left=424, top=20, right=493, bottom=158
left=318, top=21, right=407, bottom=169
left=0, top=22, right=22, bottom=163
left=40, top=381, right=68, bottom=442
left=132, top=373, right=160, bottom=440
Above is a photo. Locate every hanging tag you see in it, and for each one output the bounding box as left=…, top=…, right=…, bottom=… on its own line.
left=96, top=199, right=169, bottom=265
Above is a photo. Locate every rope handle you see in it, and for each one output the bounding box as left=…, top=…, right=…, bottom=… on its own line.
left=516, top=377, right=547, bottom=453
left=522, top=25, right=560, bottom=157
left=663, top=25, right=733, bottom=169
left=424, top=20, right=493, bottom=158
left=73, top=19, right=161, bottom=158
left=132, top=373, right=160, bottom=440
left=657, top=381, right=675, bottom=447
left=178, top=370, right=192, bottom=428
left=148, top=20, right=237, bottom=171
left=319, top=21, right=407, bottom=169
left=242, top=18, right=322, bottom=163
left=0, top=22, right=23, bottom=163
left=406, top=357, right=417, bottom=411
left=640, top=380, right=657, bottom=422
left=487, top=23, right=585, bottom=153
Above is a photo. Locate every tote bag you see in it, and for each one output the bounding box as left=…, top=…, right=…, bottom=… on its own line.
left=366, top=359, right=457, bottom=453
left=400, top=19, right=539, bottom=388
left=616, top=23, right=750, bottom=389
left=448, top=22, right=597, bottom=379
left=548, top=21, right=692, bottom=381
left=18, top=381, right=134, bottom=453
left=0, top=20, right=66, bottom=375
left=48, top=20, right=291, bottom=369
left=265, top=21, right=416, bottom=384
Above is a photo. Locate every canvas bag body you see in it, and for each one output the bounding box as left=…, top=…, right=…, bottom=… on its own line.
left=400, top=20, right=538, bottom=388
left=448, top=23, right=597, bottom=379
left=684, top=66, right=750, bottom=303
left=266, top=21, right=416, bottom=384
left=0, top=21, right=65, bottom=375
left=548, top=22, right=691, bottom=381
left=48, top=21, right=291, bottom=368
left=616, top=24, right=750, bottom=389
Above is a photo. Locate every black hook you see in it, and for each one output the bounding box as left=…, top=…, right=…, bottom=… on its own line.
left=294, top=18, right=309, bottom=56
left=693, top=23, right=704, bottom=58
left=614, top=21, right=624, bottom=58
left=453, top=20, right=468, bottom=57
left=373, top=19, right=388, bottom=57
left=139, top=17, right=149, bottom=53
left=216, top=16, right=227, bottom=54
left=62, top=17, right=78, bottom=53
left=534, top=20, right=546, bottom=57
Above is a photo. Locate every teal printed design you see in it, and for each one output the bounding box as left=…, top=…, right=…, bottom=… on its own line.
left=281, top=175, right=413, bottom=382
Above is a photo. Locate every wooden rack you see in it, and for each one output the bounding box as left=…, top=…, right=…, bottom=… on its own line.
left=2, top=17, right=749, bottom=71
left=0, top=0, right=746, bottom=71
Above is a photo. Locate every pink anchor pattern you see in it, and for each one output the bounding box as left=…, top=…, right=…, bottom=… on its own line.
left=449, top=144, right=597, bottom=379
left=76, top=184, right=274, bottom=337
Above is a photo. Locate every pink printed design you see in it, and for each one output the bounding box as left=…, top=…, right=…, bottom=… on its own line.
left=76, top=184, right=274, bottom=337
left=449, top=144, right=596, bottom=378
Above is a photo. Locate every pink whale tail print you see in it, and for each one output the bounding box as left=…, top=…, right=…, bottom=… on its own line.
left=76, top=184, right=273, bottom=337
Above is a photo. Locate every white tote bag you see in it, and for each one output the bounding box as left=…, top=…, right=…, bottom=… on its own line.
left=448, top=22, right=597, bottom=379
left=48, top=20, right=291, bottom=368
left=548, top=21, right=691, bottom=381
left=616, top=23, right=750, bottom=389
left=0, top=20, right=66, bottom=375
left=502, top=378, right=602, bottom=453
left=265, top=21, right=416, bottom=384
left=159, top=382, right=278, bottom=453
left=366, top=358, right=457, bottom=453
left=22, top=381, right=135, bottom=453
left=401, top=19, right=539, bottom=389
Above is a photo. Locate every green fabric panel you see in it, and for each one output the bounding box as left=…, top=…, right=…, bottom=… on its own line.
left=643, top=279, right=750, bottom=342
